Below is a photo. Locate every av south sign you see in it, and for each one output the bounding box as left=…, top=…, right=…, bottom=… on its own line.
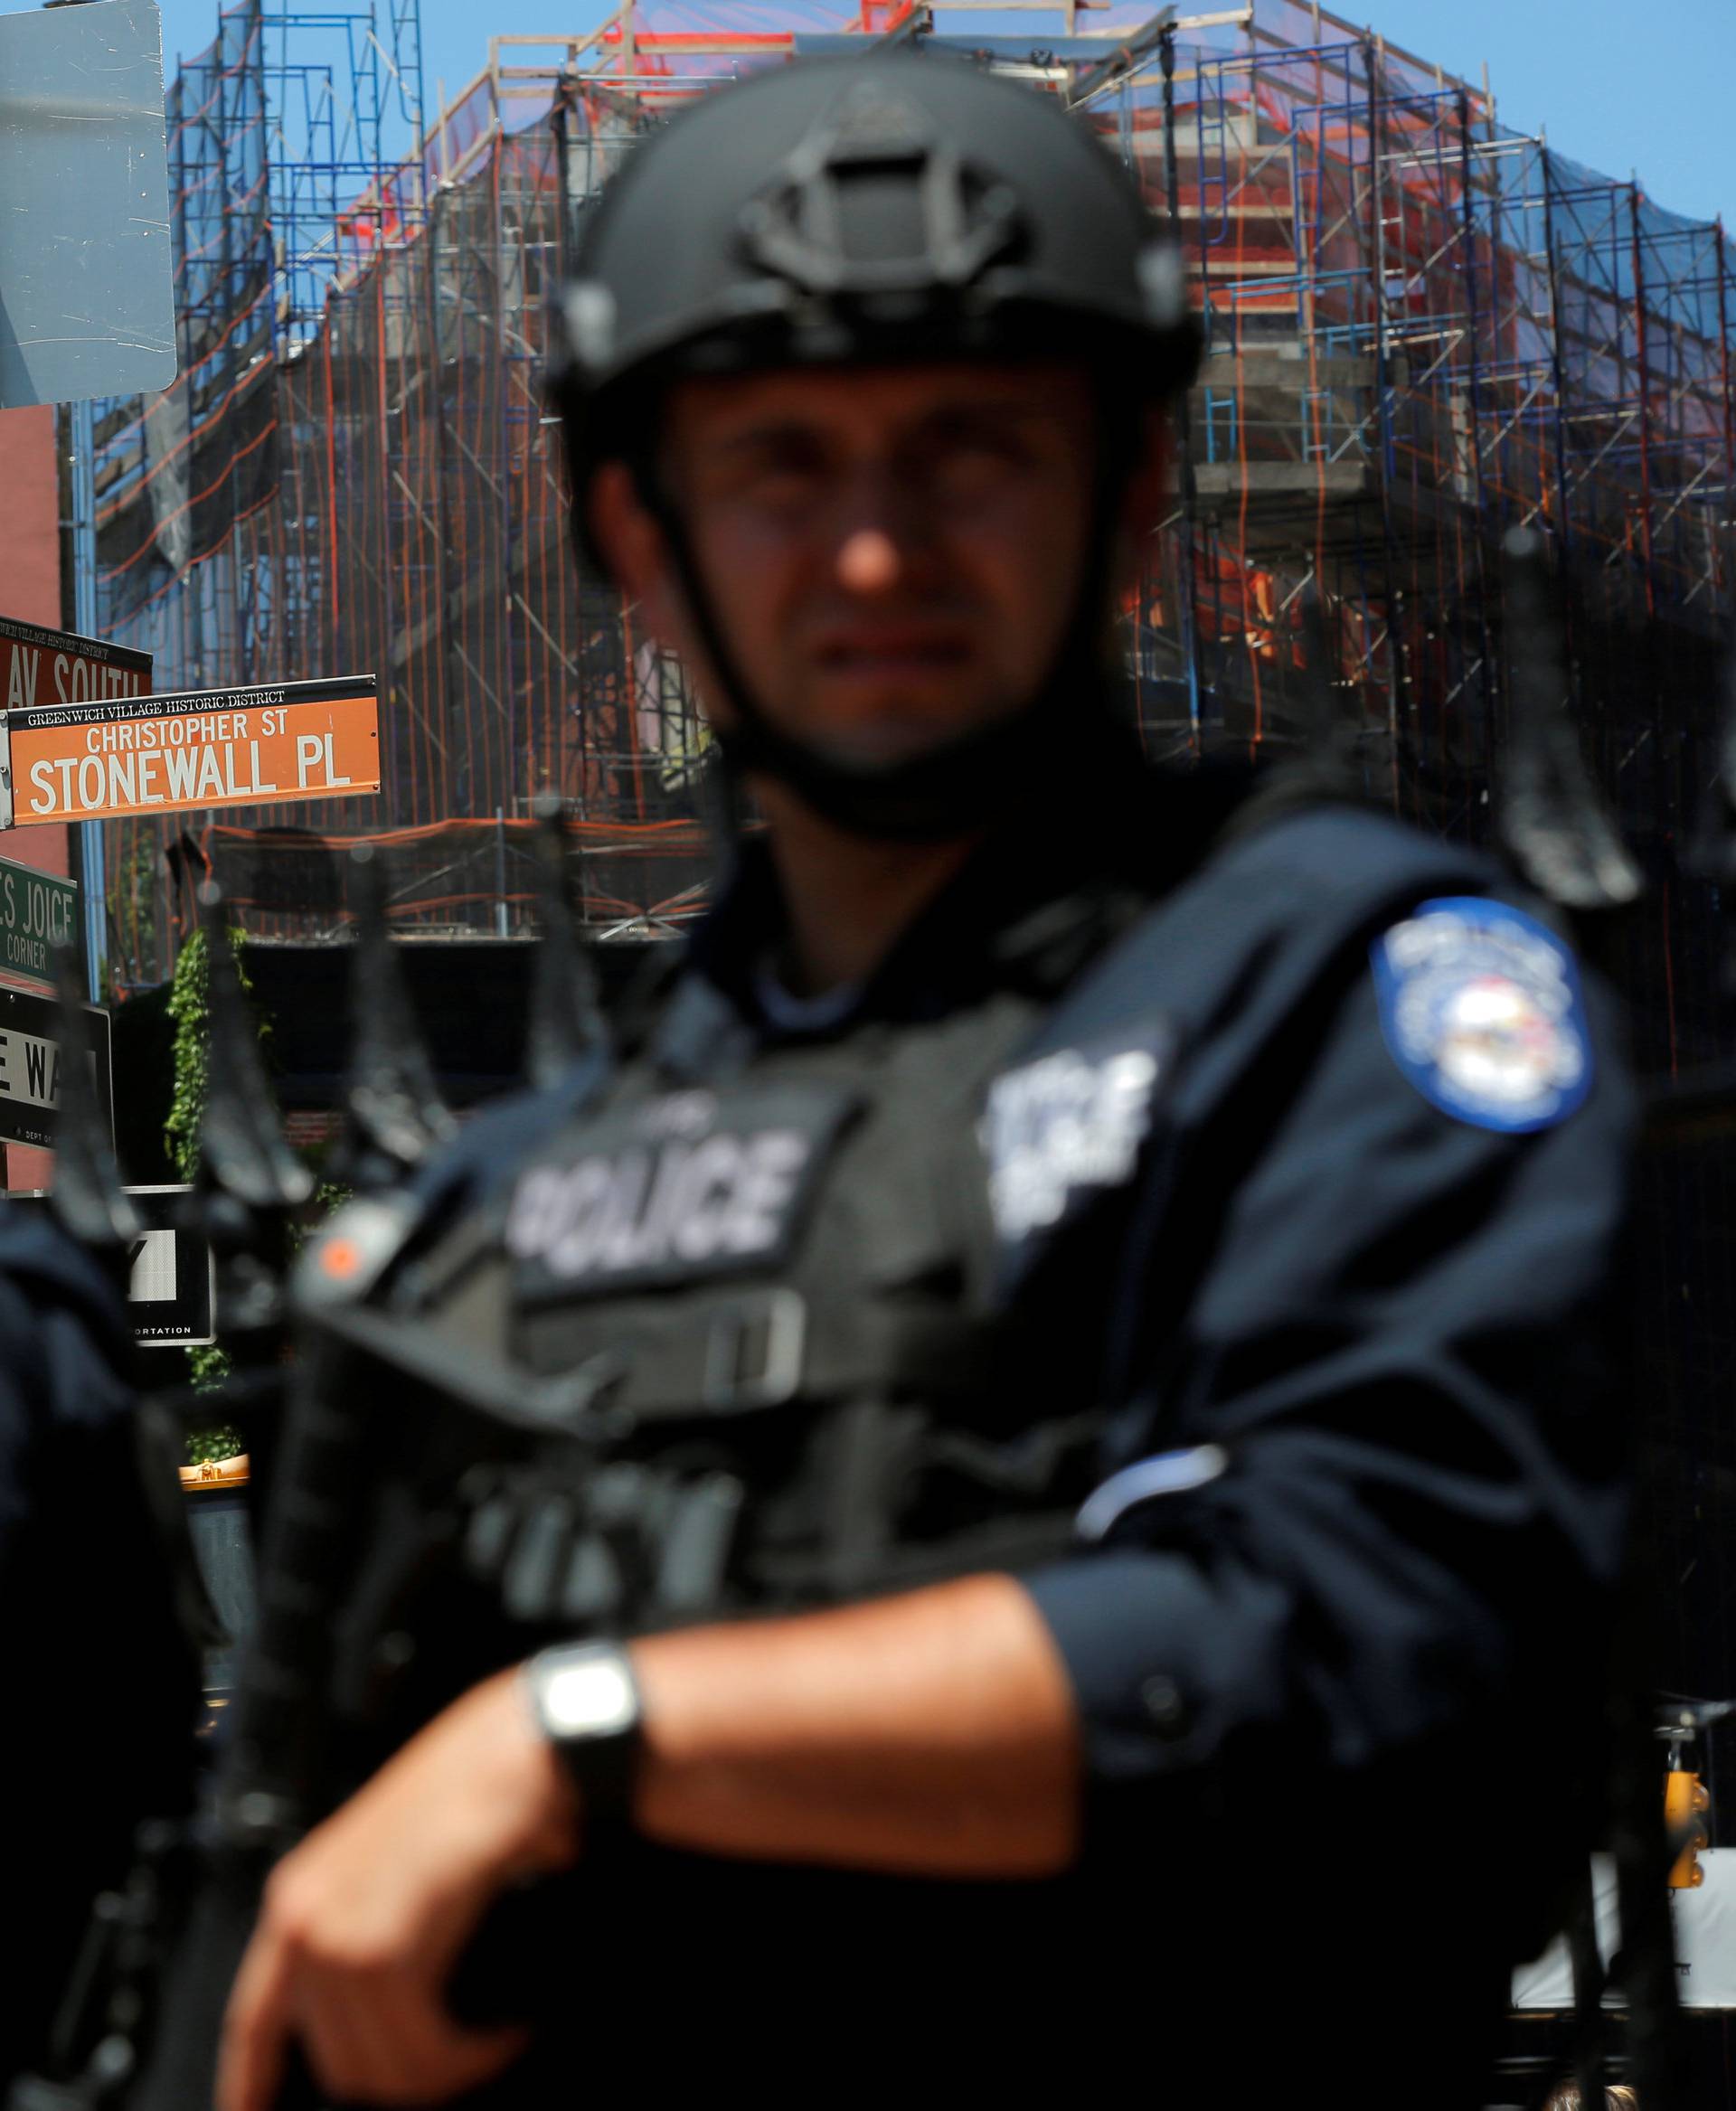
left=0, top=674, right=380, bottom=827
left=0, top=615, right=152, bottom=714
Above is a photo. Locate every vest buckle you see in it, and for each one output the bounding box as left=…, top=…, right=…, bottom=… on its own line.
left=703, top=1288, right=807, bottom=1409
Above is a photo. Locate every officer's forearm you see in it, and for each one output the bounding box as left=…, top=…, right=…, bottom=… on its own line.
left=627, top=1573, right=1081, bottom=1878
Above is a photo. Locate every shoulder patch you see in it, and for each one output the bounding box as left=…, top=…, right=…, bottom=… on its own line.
left=1370, top=897, right=1592, bottom=1135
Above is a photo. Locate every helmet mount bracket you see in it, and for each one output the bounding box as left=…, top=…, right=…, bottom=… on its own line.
left=737, top=82, right=1026, bottom=300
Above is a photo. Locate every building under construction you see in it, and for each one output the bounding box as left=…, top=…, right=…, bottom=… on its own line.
left=85, top=0, right=1735, bottom=1003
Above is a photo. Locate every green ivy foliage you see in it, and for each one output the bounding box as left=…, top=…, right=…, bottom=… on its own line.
left=164, top=931, right=350, bottom=1465
left=165, top=927, right=259, bottom=1447
left=165, top=924, right=262, bottom=1184
left=185, top=1422, right=244, bottom=1466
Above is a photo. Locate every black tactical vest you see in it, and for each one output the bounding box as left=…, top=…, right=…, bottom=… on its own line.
left=297, top=867, right=1181, bottom=1783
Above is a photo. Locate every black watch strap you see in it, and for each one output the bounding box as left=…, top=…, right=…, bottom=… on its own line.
left=523, top=1642, right=643, bottom=1841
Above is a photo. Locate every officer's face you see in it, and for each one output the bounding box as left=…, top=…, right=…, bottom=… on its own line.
left=593, top=363, right=1147, bottom=769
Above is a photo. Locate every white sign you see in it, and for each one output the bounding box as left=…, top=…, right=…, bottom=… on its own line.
left=0, top=985, right=111, bottom=1150
left=1513, top=1849, right=1736, bottom=2012
left=129, top=1227, right=179, bottom=1304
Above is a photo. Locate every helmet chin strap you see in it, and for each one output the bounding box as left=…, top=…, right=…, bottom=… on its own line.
left=632, top=429, right=1134, bottom=846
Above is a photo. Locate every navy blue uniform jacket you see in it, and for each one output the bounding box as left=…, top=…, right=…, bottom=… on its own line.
left=416, top=762, right=1633, bottom=2098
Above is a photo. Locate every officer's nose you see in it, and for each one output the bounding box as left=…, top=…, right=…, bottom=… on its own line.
left=831, top=467, right=933, bottom=597
left=836, top=527, right=902, bottom=595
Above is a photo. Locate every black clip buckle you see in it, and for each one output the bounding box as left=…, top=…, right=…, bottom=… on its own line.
left=703, top=1289, right=807, bottom=1410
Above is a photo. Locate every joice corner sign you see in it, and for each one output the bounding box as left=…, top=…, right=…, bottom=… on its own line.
left=0, top=857, right=79, bottom=990
left=0, top=674, right=380, bottom=828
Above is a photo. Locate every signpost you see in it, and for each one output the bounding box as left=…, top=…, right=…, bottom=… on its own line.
left=0, top=613, right=137, bottom=1073
left=0, top=985, right=112, bottom=1151
left=0, top=674, right=380, bottom=828
left=0, top=856, right=79, bottom=991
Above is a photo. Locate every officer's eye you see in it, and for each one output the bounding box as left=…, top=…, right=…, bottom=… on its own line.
left=712, top=430, right=830, bottom=508
left=915, top=415, right=1045, bottom=499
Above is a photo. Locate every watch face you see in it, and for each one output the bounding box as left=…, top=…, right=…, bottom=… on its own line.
left=542, top=1652, right=637, bottom=1739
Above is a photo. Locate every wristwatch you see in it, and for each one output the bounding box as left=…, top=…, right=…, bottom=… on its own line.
left=522, top=1641, right=644, bottom=1838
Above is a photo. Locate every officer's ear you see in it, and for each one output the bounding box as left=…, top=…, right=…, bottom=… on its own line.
left=588, top=461, right=685, bottom=651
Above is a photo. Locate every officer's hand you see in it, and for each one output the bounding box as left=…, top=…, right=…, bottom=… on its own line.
left=218, top=1668, right=580, bottom=2111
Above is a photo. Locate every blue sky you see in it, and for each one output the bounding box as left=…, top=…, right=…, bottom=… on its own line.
left=1349, top=0, right=1735, bottom=228
left=144, top=0, right=1735, bottom=230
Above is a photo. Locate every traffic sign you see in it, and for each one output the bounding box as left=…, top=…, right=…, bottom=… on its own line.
left=123, top=1185, right=215, bottom=1348
left=1, top=674, right=380, bottom=828
left=12, top=1184, right=214, bottom=1347
left=0, top=614, right=152, bottom=716
left=0, top=857, right=80, bottom=991
left=0, top=985, right=111, bottom=1150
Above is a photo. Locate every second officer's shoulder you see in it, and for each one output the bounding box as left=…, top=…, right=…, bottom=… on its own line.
left=0, top=1200, right=131, bottom=1426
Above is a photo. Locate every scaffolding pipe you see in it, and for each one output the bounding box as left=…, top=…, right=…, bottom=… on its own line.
left=1160, top=23, right=1204, bottom=741
left=1527, top=148, right=1574, bottom=569
left=1717, top=221, right=1735, bottom=598
left=1457, top=88, right=1498, bottom=768
left=1363, top=33, right=1405, bottom=811
left=1630, top=180, right=1658, bottom=620
left=71, top=5, right=1736, bottom=995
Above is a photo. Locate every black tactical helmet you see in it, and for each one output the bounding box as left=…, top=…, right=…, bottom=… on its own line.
left=548, top=52, right=1201, bottom=840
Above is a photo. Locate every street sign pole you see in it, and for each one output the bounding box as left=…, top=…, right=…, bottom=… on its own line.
left=70, top=398, right=106, bottom=1001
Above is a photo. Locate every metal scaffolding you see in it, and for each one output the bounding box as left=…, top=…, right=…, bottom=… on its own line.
left=77, top=0, right=1736, bottom=1016
left=57, top=0, right=1736, bottom=1838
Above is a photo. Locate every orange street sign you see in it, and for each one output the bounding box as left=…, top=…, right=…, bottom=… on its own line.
left=2, top=674, right=379, bottom=827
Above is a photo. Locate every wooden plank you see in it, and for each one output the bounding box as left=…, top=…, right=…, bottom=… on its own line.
left=1196, top=353, right=1374, bottom=385
left=1193, top=461, right=1368, bottom=499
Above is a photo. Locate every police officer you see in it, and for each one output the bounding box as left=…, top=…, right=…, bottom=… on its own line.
left=218, top=53, right=1632, bottom=2109
left=0, top=1205, right=198, bottom=2090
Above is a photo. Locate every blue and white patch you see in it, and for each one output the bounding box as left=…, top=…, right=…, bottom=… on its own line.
left=981, top=1022, right=1175, bottom=1242
left=1371, top=897, right=1592, bottom=1134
